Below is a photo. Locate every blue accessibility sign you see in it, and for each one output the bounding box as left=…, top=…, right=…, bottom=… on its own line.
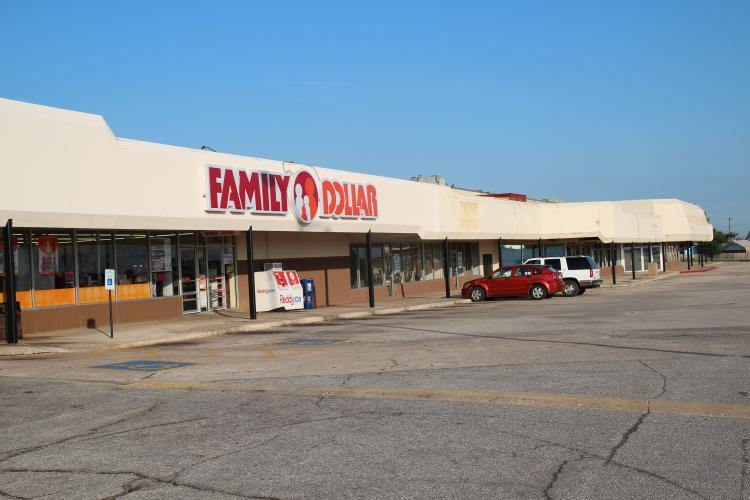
left=93, top=360, right=194, bottom=371
left=279, top=338, right=344, bottom=346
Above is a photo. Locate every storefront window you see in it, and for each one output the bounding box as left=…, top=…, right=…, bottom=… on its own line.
left=545, top=244, right=565, bottom=258
left=414, top=244, right=424, bottom=281
left=150, top=233, right=178, bottom=297
left=77, top=232, right=114, bottom=304
left=470, top=242, right=480, bottom=275
left=502, top=245, right=522, bottom=266
left=223, top=243, right=238, bottom=308
left=32, top=231, right=76, bottom=307
left=424, top=244, right=433, bottom=280
left=372, top=245, right=384, bottom=286
left=392, top=244, right=402, bottom=283
left=0, top=231, right=32, bottom=309
left=179, top=232, right=196, bottom=247
left=349, top=241, right=479, bottom=288
left=402, top=243, right=413, bottom=282
left=432, top=243, right=443, bottom=279
left=651, top=245, right=662, bottom=269
left=116, top=232, right=150, bottom=300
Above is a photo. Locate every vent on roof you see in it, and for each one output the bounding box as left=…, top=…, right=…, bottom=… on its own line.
left=411, top=175, right=446, bottom=186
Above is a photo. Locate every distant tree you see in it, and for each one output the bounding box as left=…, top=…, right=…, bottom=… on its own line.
left=705, top=229, right=732, bottom=258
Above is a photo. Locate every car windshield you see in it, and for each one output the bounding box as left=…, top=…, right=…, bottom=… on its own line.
left=546, top=266, right=558, bottom=273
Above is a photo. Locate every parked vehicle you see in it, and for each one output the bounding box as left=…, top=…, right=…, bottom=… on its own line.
left=462, top=265, right=564, bottom=302
left=523, top=256, right=601, bottom=297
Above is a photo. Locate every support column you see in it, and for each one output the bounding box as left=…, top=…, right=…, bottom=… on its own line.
left=700, top=243, right=704, bottom=267
left=661, top=242, right=666, bottom=272
left=538, top=238, right=544, bottom=258
left=610, top=242, right=617, bottom=285
left=3, top=219, right=18, bottom=344
left=246, top=227, right=257, bottom=320
left=687, top=243, right=692, bottom=270
left=366, top=230, right=375, bottom=308
left=443, top=237, right=450, bottom=298
left=630, top=242, right=636, bottom=280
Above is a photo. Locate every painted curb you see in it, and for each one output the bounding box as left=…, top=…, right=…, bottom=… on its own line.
left=680, top=266, right=717, bottom=274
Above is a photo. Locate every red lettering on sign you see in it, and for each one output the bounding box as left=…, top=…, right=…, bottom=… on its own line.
left=207, top=166, right=223, bottom=210
left=321, top=180, right=336, bottom=217
left=219, top=169, right=242, bottom=211
left=366, top=184, right=378, bottom=218
left=239, top=170, right=261, bottom=211
left=275, top=174, right=290, bottom=212
left=260, top=173, right=270, bottom=212
left=206, top=165, right=378, bottom=220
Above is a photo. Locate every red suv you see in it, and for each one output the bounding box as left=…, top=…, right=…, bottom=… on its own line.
left=462, top=265, right=564, bottom=302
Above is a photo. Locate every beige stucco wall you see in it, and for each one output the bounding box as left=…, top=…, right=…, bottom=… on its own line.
left=0, top=98, right=712, bottom=242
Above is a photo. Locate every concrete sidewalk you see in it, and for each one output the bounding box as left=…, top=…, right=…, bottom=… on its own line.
left=0, top=294, right=470, bottom=356
left=599, top=270, right=680, bottom=288
left=599, top=261, right=721, bottom=288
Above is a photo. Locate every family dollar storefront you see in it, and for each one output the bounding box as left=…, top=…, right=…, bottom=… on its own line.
left=0, top=98, right=713, bottom=337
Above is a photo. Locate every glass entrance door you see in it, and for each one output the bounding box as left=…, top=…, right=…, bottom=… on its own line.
left=197, top=247, right=208, bottom=311
left=207, top=246, right=226, bottom=310
left=180, top=247, right=199, bottom=313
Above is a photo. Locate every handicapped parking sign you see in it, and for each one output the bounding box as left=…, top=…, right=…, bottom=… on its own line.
left=104, top=269, right=115, bottom=291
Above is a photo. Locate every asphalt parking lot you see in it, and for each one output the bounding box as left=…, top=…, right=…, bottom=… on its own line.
left=1, top=263, right=749, bottom=499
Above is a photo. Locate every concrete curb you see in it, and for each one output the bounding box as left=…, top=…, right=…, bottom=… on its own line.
left=0, top=298, right=470, bottom=356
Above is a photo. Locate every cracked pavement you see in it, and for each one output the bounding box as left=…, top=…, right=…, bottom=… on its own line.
left=1, top=262, right=749, bottom=498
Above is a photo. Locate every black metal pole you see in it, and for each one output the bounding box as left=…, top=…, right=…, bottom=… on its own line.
left=630, top=243, right=636, bottom=280
left=246, top=227, right=257, bottom=320
left=497, top=238, right=503, bottom=268
left=108, top=290, right=113, bottom=339
left=661, top=242, right=666, bottom=272
left=443, top=237, right=450, bottom=298
left=687, top=243, right=692, bottom=270
left=700, top=243, right=704, bottom=267
left=366, top=230, right=375, bottom=308
left=610, top=242, right=617, bottom=285
left=3, top=220, right=18, bottom=343
left=538, top=238, right=543, bottom=258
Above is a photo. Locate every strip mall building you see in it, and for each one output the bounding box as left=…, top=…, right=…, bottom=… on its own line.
left=0, top=98, right=713, bottom=334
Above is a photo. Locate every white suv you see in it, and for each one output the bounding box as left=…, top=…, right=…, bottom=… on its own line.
left=522, top=256, right=601, bottom=297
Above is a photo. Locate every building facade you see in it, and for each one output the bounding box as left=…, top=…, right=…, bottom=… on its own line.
left=0, top=98, right=713, bottom=334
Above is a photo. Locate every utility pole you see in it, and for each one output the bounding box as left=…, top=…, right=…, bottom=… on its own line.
left=728, top=217, right=732, bottom=236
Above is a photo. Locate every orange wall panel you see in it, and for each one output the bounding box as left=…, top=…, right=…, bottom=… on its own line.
left=33, top=288, right=76, bottom=307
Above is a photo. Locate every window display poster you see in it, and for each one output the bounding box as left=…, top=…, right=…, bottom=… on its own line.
left=0, top=237, right=19, bottom=274
left=150, top=238, right=171, bottom=272
left=38, top=236, right=58, bottom=275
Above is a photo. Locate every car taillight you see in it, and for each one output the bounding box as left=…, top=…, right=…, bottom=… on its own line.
left=589, top=269, right=593, bottom=278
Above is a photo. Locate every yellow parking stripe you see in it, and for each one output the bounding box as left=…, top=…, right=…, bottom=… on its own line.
left=130, top=380, right=750, bottom=419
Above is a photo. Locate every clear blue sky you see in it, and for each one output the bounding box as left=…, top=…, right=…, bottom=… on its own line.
left=2, top=1, right=748, bottom=236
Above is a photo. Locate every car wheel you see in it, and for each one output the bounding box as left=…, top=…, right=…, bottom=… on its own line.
left=563, top=279, right=580, bottom=297
left=578, top=288, right=586, bottom=295
left=529, top=284, right=547, bottom=300
left=469, top=286, right=486, bottom=302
